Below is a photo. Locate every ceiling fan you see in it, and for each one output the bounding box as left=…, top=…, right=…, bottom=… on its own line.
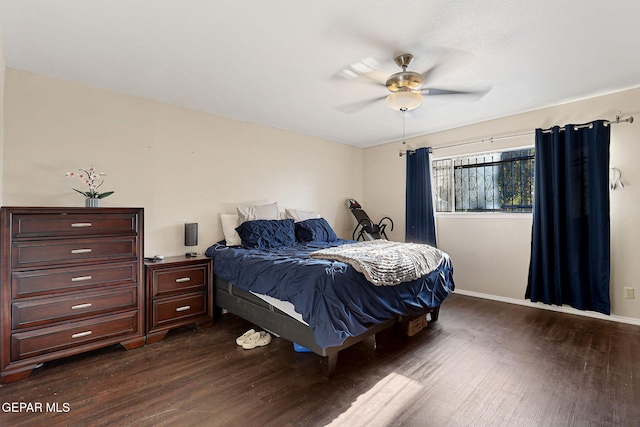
left=337, top=53, right=488, bottom=114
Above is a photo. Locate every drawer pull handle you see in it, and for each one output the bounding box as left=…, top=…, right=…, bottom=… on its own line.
left=71, top=303, right=93, bottom=310
left=176, top=305, right=191, bottom=312
left=71, top=223, right=92, bottom=228
left=71, top=275, right=92, bottom=282
left=71, top=248, right=92, bottom=254
left=175, top=277, right=191, bottom=283
left=71, top=331, right=93, bottom=339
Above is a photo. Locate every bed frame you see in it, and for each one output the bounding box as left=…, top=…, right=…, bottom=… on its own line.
left=215, top=276, right=439, bottom=377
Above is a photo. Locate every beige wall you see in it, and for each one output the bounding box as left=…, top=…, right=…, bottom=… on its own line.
left=364, top=87, right=640, bottom=321
left=3, top=69, right=364, bottom=256
left=3, top=66, right=639, bottom=322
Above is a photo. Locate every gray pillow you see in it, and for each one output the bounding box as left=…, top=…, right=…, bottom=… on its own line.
left=236, top=201, right=279, bottom=224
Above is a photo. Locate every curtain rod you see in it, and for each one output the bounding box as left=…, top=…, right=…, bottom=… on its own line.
left=399, top=114, right=634, bottom=156
left=540, top=115, right=634, bottom=133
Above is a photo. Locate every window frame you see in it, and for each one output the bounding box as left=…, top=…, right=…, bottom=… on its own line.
left=431, top=145, right=535, bottom=216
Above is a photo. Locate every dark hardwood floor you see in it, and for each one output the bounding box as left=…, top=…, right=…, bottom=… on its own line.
left=1, top=294, right=638, bottom=426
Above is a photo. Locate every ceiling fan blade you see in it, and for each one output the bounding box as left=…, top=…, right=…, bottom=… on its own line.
left=419, top=60, right=445, bottom=85
left=419, top=47, right=484, bottom=87
left=331, top=56, right=385, bottom=81
left=422, top=87, right=490, bottom=97
left=336, top=95, right=387, bottom=114
left=351, top=73, right=387, bottom=88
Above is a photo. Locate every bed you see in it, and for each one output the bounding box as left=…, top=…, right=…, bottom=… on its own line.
left=205, top=209, right=455, bottom=377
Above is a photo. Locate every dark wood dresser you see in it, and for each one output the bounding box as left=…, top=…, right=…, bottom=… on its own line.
left=145, top=255, right=213, bottom=344
left=0, top=207, right=145, bottom=383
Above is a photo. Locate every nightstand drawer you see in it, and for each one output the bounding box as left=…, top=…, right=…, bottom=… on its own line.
left=152, top=265, right=207, bottom=297
left=152, top=292, right=207, bottom=327
left=12, top=287, right=138, bottom=330
left=11, top=213, right=138, bottom=239
left=12, top=262, right=138, bottom=298
left=12, top=237, right=137, bottom=269
left=11, top=311, right=138, bottom=361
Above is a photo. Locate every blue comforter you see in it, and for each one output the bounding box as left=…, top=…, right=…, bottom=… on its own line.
left=205, top=240, right=454, bottom=348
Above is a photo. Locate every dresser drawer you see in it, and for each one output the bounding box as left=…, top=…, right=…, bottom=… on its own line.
left=11, top=213, right=138, bottom=239
left=12, top=237, right=137, bottom=269
left=12, top=286, right=138, bottom=330
left=12, top=262, right=138, bottom=298
left=11, top=311, right=138, bottom=361
left=152, top=264, right=207, bottom=297
left=152, top=292, right=207, bottom=328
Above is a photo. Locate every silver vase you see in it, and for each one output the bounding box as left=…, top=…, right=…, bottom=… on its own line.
left=85, top=198, right=100, bottom=208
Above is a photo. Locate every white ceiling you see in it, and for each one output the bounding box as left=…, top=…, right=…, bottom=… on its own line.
left=2, top=1, right=640, bottom=148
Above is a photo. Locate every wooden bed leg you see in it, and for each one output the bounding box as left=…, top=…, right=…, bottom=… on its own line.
left=429, top=307, right=440, bottom=322
left=320, top=354, right=338, bottom=378
left=374, top=327, right=393, bottom=350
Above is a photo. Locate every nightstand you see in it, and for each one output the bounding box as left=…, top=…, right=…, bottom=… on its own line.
left=145, top=255, right=213, bottom=344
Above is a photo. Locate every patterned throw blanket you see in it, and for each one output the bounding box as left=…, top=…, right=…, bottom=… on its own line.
left=309, top=240, right=444, bottom=286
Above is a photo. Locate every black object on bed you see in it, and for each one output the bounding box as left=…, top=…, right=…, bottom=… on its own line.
left=205, top=218, right=454, bottom=377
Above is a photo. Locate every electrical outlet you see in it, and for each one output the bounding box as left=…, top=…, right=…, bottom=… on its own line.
left=624, top=287, right=635, bottom=299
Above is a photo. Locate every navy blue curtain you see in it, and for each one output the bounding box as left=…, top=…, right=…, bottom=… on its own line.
left=406, top=147, right=437, bottom=246
left=526, top=120, right=610, bottom=314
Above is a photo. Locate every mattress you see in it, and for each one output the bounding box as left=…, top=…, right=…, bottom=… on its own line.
left=205, top=240, right=454, bottom=348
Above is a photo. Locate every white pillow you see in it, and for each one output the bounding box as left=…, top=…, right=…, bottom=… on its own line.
left=285, top=208, right=319, bottom=222
left=220, top=213, right=242, bottom=246
left=236, top=202, right=279, bottom=224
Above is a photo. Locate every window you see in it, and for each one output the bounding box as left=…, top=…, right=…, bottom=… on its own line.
left=432, top=148, right=535, bottom=213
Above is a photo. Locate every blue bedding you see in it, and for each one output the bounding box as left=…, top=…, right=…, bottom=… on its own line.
left=205, top=240, right=454, bottom=348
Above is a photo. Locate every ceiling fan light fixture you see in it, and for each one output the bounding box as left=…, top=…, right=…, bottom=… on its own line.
left=386, top=91, right=422, bottom=111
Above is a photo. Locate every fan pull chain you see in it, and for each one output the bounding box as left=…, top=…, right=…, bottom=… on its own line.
left=398, top=108, right=416, bottom=157
left=402, top=107, right=407, bottom=146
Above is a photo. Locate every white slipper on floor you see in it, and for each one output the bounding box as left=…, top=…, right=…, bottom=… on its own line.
left=241, top=331, right=272, bottom=350
left=236, top=329, right=256, bottom=346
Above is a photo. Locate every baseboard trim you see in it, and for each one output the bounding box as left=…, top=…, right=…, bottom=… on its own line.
left=453, top=289, right=640, bottom=327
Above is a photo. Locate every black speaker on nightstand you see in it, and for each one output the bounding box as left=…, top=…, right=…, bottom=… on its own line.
left=184, top=222, right=198, bottom=257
